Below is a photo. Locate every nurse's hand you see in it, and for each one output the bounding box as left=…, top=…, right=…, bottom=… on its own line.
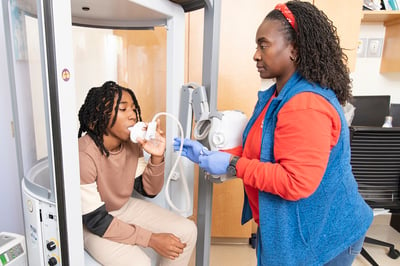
left=199, top=149, right=231, bottom=175
left=173, top=137, right=206, bottom=164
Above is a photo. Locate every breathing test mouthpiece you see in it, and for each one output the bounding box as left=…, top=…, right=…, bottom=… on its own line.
left=128, top=121, right=157, bottom=143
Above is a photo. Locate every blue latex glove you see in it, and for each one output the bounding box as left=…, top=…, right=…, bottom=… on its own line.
left=199, top=149, right=231, bottom=175
left=173, top=137, right=206, bottom=164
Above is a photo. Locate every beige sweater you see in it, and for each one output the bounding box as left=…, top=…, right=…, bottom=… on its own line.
left=79, top=134, right=165, bottom=247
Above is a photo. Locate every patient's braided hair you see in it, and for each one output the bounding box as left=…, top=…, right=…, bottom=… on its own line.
left=266, top=0, right=352, bottom=105
left=78, top=81, right=142, bottom=156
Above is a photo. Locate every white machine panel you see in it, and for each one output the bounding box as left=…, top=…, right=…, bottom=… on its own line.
left=0, top=232, right=27, bottom=266
left=22, top=177, right=61, bottom=266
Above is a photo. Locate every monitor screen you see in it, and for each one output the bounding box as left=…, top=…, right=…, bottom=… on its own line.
left=349, top=95, right=390, bottom=127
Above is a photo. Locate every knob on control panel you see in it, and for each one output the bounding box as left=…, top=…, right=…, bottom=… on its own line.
left=48, top=257, right=58, bottom=266
left=47, top=241, right=57, bottom=251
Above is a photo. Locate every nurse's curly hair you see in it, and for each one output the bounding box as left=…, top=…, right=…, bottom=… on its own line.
left=78, top=81, right=142, bottom=156
left=266, top=0, right=351, bottom=105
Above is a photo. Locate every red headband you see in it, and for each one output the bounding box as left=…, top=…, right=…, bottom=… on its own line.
left=275, top=3, right=297, bottom=32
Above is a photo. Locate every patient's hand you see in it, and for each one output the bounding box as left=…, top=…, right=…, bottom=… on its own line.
left=148, top=232, right=187, bottom=260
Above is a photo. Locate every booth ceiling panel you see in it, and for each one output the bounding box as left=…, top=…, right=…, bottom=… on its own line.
left=71, top=0, right=170, bottom=28
left=15, top=0, right=186, bottom=28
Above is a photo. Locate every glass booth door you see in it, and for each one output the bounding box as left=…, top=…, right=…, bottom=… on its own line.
left=3, top=0, right=83, bottom=265
left=3, top=0, right=188, bottom=265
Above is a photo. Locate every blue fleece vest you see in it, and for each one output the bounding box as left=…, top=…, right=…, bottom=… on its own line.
left=241, top=72, right=373, bottom=266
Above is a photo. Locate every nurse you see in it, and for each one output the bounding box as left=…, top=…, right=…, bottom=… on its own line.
left=174, top=1, right=373, bottom=265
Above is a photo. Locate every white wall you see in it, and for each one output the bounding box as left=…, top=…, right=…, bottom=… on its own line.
left=72, top=26, right=118, bottom=109
left=351, top=23, right=400, bottom=103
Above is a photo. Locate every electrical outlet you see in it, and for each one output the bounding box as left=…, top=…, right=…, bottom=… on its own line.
left=367, top=38, right=383, bottom=58
left=357, top=38, right=367, bottom=57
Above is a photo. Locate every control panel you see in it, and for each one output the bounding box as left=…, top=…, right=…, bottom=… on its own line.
left=23, top=184, right=62, bottom=266
left=0, top=232, right=27, bottom=266
left=41, top=202, right=61, bottom=265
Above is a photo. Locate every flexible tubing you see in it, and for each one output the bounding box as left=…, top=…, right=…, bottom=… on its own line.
left=193, top=120, right=211, bottom=140
left=151, top=112, right=191, bottom=215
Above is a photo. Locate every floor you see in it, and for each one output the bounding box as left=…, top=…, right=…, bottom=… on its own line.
left=193, top=214, right=400, bottom=266
left=353, top=214, right=400, bottom=266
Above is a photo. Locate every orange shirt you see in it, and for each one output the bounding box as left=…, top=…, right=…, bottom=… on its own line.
left=236, top=92, right=341, bottom=224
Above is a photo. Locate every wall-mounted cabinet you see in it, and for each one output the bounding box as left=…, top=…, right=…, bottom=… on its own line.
left=362, top=11, right=400, bottom=73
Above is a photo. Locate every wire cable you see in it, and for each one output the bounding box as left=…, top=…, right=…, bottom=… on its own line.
left=151, top=112, right=191, bottom=215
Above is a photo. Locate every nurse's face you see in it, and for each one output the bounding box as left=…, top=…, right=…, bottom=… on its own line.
left=253, top=19, right=297, bottom=85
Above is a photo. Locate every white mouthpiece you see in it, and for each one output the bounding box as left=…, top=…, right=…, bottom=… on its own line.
left=128, top=122, right=146, bottom=143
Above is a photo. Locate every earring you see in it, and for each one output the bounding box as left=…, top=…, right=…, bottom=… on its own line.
left=290, top=56, right=296, bottom=61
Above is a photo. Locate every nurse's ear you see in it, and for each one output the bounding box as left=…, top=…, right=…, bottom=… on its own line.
left=289, top=45, right=298, bottom=63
